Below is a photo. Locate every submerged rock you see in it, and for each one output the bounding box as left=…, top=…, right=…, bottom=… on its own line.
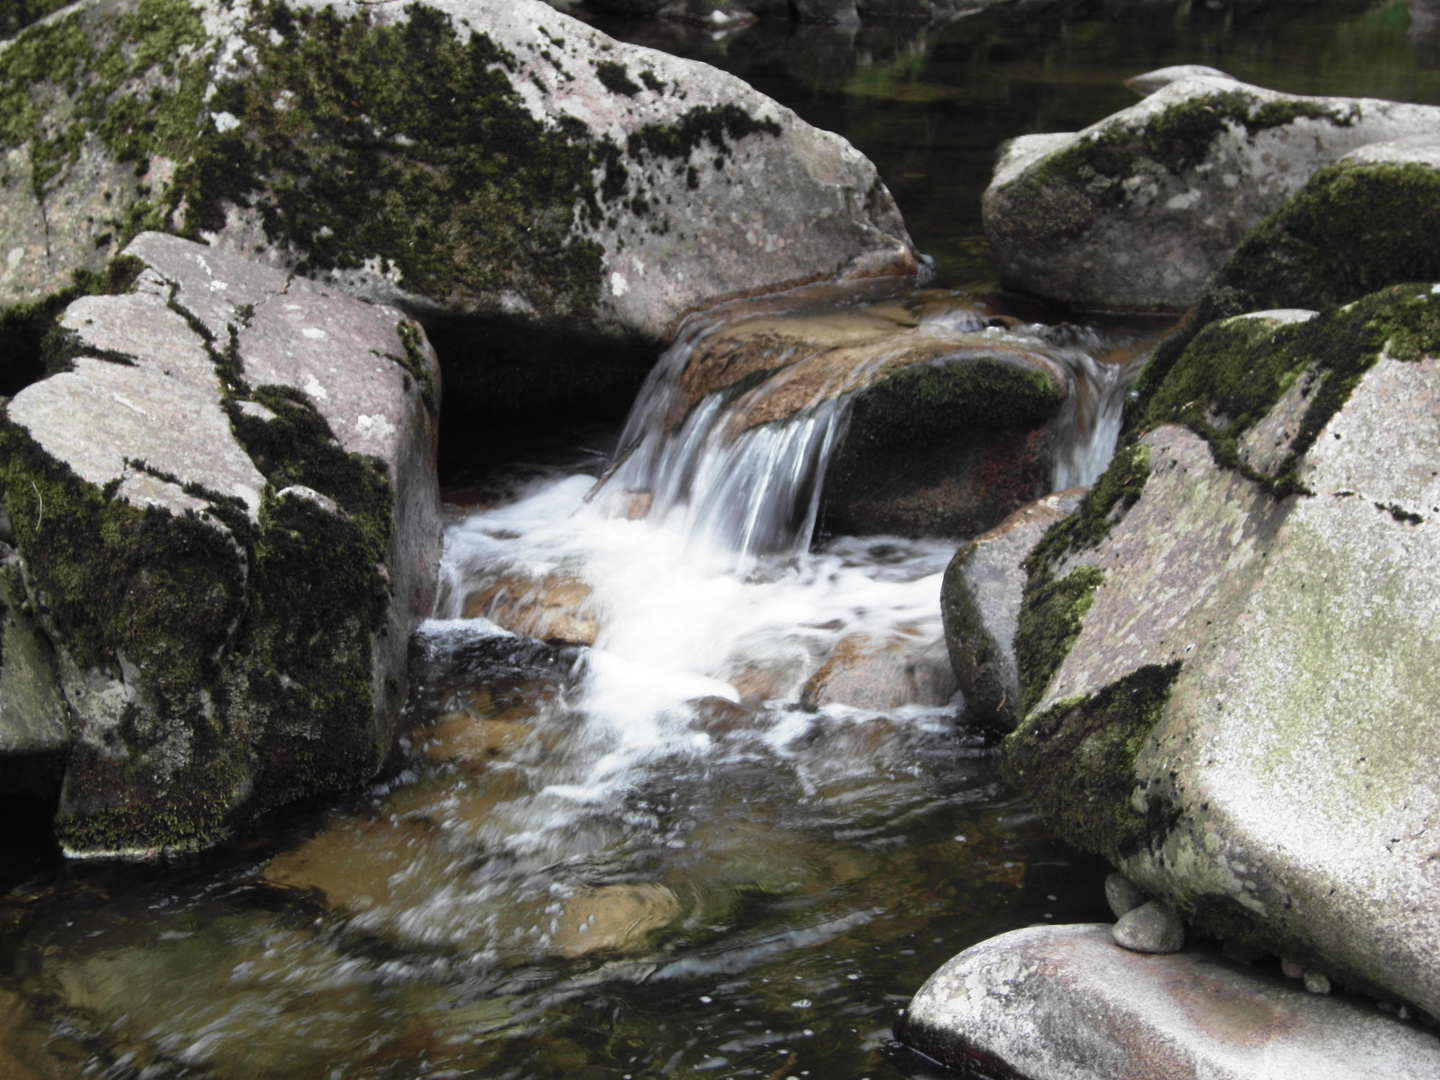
left=553, top=882, right=683, bottom=957
left=939, top=487, right=1086, bottom=734
left=1003, top=283, right=1440, bottom=1016
left=901, top=924, right=1440, bottom=1080
left=983, top=74, right=1440, bottom=310
left=0, top=232, right=440, bottom=856
left=800, top=629, right=956, bottom=710
left=0, top=0, right=915, bottom=344
left=462, top=572, right=600, bottom=645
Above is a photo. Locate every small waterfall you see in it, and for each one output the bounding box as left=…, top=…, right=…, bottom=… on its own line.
left=596, top=301, right=1148, bottom=565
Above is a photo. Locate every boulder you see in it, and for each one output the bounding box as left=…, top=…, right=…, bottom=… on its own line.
left=0, top=0, right=915, bottom=345
left=939, top=487, right=1086, bottom=734
left=1003, top=285, right=1440, bottom=1015
left=901, top=924, right=1440, bottom=1080
left=613, top=295, right=1072, bottom=541
left=1129, top=132, right=1440, bottom=433
left=0, top=231, right=440, bottom=856
left=983, top=74, right=1440, bottom=310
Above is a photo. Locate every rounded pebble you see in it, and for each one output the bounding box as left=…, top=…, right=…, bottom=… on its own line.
left=1304, top=971, right=1332, bottom=995
left=1111, top=900, right=1185, bottom=954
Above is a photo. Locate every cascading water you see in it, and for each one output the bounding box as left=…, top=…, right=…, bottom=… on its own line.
left=0, top=289, right=1150, bottom=1080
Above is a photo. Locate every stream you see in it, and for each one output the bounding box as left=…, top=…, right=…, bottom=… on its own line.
left=4, top=2, right=1440, bottom=1078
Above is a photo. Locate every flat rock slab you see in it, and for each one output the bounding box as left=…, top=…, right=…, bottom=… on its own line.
left=902, top=924, right=1440, bottom=1080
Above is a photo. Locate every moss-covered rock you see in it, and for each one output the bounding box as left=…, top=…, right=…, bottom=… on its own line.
left=602, top=294, right=1071, bottom=540
left=1129, top=134, right=1440, bottom=411
left=0, top=0, right=915, bottom=349
left=0, top=232, right=440, bottom=856
left=983, top=72, right=1440, bottom=310
left=1001, top=282, right=1440, bottom=1017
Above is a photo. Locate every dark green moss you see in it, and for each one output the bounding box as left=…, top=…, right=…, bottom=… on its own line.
left=1013, top=565, right=1104, bottom=717
left=0, top=0, right=210, bottom=216
left=1127, top=160, right=1440, bottom=443
left=1135, top=284, right=1440, bottom=495
left=1010, top=442, right=1150, bottom=713
left=174, top=1, right=609, bottom=318
left=1001, top=662, right=1182, bottom=859
left=639, top=69, right=666, bottom=94
left=595, top=58, right=641, bottom=97
left=626, top=104, right=781, bottom=165
left=0, top=0, right=73, bottom=40
left=0, top=421, right=246, bottom=714
left=389, top=320, right=439, bottom=416
left=842, top=356, right=1067, bottom=449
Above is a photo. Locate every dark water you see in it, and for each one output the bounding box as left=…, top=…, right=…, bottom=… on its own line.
left=4, top=2, right=1439, bottom=1078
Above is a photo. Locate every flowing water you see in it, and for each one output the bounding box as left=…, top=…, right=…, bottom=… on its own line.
left=5, top=2, right=1440, bottom=1078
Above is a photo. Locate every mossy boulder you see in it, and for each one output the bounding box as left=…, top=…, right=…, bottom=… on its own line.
left=1002, top=285, right=1440, bottom=1017
left=983, top=72, right=1440, bottom=310
left=1133, top=133, right=1440, bottom=401
left=605, top=295, right=1072, bottom=540
left=0, top=0, right=915, bottom=347
left=0, top=231, right=440, bottom=856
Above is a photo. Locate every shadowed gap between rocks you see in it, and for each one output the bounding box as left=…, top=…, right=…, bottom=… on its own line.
left=421, top=313, right=664, bottom=484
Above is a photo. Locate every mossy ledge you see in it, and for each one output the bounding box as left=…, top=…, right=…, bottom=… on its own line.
left=1126, top=159, right=1440, bottom=445
left=1011, top=442, right=1151, bottom=715
left=842, top=356, right=1067, bottom=450
left=1001, top=661, right=1183, bottom=860
left=1133, top=283, right=1440, bottom=496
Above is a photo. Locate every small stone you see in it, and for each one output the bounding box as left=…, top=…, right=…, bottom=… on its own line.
left=1104, top=872, right=1146, bottom=919
left=1304, top=971, right=1332, bottom=995
left=1111, top=900, right=1184, bottom=954
left=1282, top=958, right=1305, bottom=979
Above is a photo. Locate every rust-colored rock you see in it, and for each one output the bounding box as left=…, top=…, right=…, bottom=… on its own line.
left=462, top=574, right=599, bottom=645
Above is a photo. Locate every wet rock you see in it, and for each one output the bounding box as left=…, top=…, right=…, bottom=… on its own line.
left=940, top=488, right=1087, bottom=733
left=0, top=0, right=915, bottom=344
left=1124, top=64, right=1236, bottom=97
left=553, top=882, right=682, bottom=957
left=421, top=713, right=537, bottom=766
left=1003, top=282, right=1440, bottom=1017
left=0, top=232, right=441, bottom=856
left=661, top=299, right=1070, bottom=539
left=902, top=924, right=1440, bottom=1080
left=801, top=630, right=957, bottom=710
left=984, top=75, right=1440, bottom=310
left=0, top=989, right=42, bottom=1080
left=1111, top=899, right=1183, bottom=954
left=463, top=572, right=600, bottom=645
left=0, top=545, right=69, bottom=794
left=1104, top=871, right=1145, bottom=919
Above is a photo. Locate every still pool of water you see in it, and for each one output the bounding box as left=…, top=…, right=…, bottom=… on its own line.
left=4, top=1, right=1439, bottom=1078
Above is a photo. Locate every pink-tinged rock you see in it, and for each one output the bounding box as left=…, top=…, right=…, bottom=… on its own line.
left=0, top=232, right=441, bottom=856
left=902, top=924, right=1440, bottom=1080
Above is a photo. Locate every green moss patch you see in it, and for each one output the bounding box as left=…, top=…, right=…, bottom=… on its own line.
left=177, top=1, right=609, bottom=317
left=1127, top=160, right=1440, bottom=444
left=844, top=356, right=1066, bottom=450
left=1001, top=661, right=1182, bottom=859
left=0, top=0, right=211, bottom=218
left=1012, top=442, right=1150, bottom=713
left=1135, top=284, right=1440, bottom=495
